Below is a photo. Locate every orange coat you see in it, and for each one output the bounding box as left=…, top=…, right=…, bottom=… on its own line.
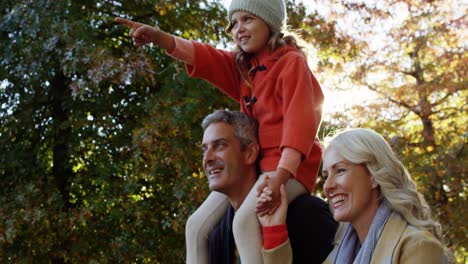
left=187, top=43, right=324, bottom=192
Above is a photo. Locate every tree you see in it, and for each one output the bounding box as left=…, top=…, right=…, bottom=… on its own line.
left=0, top=0, right=230, bottom=262
left=321, top=0, right=467, bottom=259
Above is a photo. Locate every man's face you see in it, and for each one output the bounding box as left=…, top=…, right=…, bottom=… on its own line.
left=201, top=122, right=248, bottom=195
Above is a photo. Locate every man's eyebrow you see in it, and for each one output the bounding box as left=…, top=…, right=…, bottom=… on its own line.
left=201, top=138, right=228, bottom=148
left=212, top=138, right=228, bottom=145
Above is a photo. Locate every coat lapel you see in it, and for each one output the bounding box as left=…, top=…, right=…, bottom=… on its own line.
left=370, top=212, right=407, bottom=264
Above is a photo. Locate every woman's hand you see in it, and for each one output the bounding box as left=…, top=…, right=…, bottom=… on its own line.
left=256, top=169, right=290, bottom=216
left=257, top=184, right=288, bottom=227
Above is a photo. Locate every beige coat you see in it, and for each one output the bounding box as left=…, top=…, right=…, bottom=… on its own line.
left=263, top=213, right=447, bottom=264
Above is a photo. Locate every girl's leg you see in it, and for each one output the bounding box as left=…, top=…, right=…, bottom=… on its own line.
left=232, top=173, right=266, bottom=264
left=185, top=191, right=230, bottom=264
left=284, top=177, right=308, bottom=203
left=233, top=173, right=307, bottom=263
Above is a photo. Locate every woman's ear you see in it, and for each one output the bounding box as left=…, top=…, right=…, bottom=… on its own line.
left=245, top=143, right=260, bottom=165
left=371, top=177, right=379, bottom=189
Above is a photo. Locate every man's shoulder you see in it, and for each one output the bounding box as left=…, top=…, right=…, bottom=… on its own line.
left=288, top=195, right=330, bottom=216
left=286, top=194, right=338, bottom=264
left=287, top=194, right=336, bottom=229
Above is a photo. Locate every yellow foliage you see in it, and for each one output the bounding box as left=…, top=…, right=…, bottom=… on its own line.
left=129, top=194, right=143, bottom=202
left=191, top=170, right=205, bottom=179
left=72, top=162, right=85, bottom=173
left=155, top=3, right=174, bottom=17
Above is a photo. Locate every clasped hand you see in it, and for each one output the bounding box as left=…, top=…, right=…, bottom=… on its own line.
left=256, top=168, right=290, bottom=216
left=257, top=183, right=288, bottom=227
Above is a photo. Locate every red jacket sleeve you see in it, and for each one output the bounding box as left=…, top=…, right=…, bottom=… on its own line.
left=185, top=41, right=242, bottom=103
left=262, top=224, right=289, bottom=250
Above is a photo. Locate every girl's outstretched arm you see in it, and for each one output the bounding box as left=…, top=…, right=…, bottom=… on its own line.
left=115, top=17, right=175, bottom=52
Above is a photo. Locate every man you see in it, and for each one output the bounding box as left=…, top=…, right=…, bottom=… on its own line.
left=191, top=110, right=337, bottom=263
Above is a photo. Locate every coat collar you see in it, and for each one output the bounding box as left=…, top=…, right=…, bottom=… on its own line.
left=250, top=45, right=299, bottom=69
left=370, top=212, right=407, bottom=264
left=323, top=213, right=407, bottom=264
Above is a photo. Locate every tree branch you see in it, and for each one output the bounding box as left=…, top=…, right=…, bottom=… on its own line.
left=367, top=85, right=418, bottom=114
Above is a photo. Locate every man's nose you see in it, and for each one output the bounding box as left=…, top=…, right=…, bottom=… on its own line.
left=203, top=147, right=215, bottom=164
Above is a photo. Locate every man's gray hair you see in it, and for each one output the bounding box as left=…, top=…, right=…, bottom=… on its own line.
left=202, top=110, right=258, bottom=150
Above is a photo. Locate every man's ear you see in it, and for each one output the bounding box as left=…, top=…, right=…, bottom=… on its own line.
left=244, top=143, right=259, bottom=165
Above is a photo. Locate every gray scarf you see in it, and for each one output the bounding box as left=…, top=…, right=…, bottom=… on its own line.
left=334, top=200, right=392, bottom=264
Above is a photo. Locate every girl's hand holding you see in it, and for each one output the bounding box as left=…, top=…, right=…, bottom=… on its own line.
left=256, top=169, right=290, bottom=216
left=256, top=185, right=273, bottom=209
left=257, top=184, right=288, bottom=227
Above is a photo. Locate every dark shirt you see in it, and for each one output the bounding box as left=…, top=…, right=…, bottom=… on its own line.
left=208, top=194, right=338, bottom=264
left=208, top=205, right=236, bottom=264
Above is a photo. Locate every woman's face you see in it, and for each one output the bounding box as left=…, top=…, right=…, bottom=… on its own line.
left=323, top=146, right=379, bottom=227
left=230, top=11, right=271, bottom=55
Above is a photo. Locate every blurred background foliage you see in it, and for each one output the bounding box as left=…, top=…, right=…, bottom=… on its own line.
left=0, top=0, right=466, bottom=262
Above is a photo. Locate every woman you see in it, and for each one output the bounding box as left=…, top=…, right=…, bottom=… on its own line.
left=258, top=128, right=451, bottom=263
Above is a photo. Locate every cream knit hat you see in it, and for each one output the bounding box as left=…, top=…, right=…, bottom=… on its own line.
left=227, top=0, right=286, bottom=32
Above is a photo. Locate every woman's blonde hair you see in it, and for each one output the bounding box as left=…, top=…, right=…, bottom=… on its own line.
left=325, top=128, right=445, bottom=243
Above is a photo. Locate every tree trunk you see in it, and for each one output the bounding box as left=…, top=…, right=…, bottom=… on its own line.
left=417, top=94, right=436, bottom=149
left=50, top=72, right=73, bottom=209
left=421, top=114, right=436, bottom=148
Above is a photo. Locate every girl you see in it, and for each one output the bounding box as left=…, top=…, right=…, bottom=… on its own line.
left=116, top=0, right=323, bottom=262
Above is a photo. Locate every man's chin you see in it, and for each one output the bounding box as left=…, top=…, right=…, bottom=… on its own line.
left=208, top=182, right=221, bottom=192
left=208, top=182, right=216, bottom=191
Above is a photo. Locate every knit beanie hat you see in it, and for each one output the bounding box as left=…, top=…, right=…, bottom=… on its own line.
left=227, top=0, right=286, bottom=32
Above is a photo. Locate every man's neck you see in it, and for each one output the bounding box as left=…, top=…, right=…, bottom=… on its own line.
left=227, top=170, right=258, bottom=211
